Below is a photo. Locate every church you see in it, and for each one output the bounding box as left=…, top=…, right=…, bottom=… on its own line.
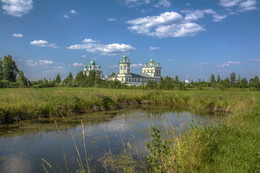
left=83, top=59, right=103, bottom=78
left=111, top=55, right=162, bottom=85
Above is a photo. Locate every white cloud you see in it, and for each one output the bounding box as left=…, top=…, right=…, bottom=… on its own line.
left=239, top=0, right=257, bottom=11
left=109, top=65, right=118, bottom=68
left=127, top=11, right=205, bottom=38
left=194, top=62, right=209, bottom=66
left=155, top=0, right=171, bottom=8
left=82, top=38, right=97, bottom=43
left=1, top=0, right=33, bottom=17
left=219, top=0, right=241, bottom=7
left=63, top=14, right=69, bottom=18
left=125, top=0, right=151, bottom=7
left=12, top=33, right=23, bottom=38
left=168, top=59, right=174, bottom=62
left=26, top=59, right=53, bottom=66
left=219, top=0, right=257, bottom=12
left=80, top=54, right=87, bottom=58
left=70, top=9, right=77, bottom=14
left=131, top=63, right=143, bottom=68
left=182, top=9, right=226, bottom=22
left=54, top=66, right=65, bottom=70
left=73, top=62, right=84, bottom=67
left=218, top=61, right=242, bottom=68
left=67, top=38, right=136, bottom=56
left=250, top=58, right=260, bottom=62
left=30, top=40, right=58, bottom=48
left=39, top=60, right=53, bottom=65
left=107, top=18, right=117, bottom=22
left=26, top=59, right=38, bottom=66
left=150, top=46, right=160, bottom=50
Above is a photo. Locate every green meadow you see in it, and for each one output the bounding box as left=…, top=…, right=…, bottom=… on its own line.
left=0, top=88, right=259, bottom=172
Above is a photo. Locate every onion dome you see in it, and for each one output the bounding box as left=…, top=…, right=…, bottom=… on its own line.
left=89, top=59, right=95, bottom=65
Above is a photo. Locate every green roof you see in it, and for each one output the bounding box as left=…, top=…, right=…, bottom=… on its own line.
left=84, top=65, right=87, bottom=68
left=150, top=58, right=154, bottom=62
left=89, top=59, right=95, bottom=65
left=97, top=65, right=100, bottom=68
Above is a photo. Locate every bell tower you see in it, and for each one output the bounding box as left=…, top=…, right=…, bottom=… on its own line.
left=119, top=55, right=130, bottom=74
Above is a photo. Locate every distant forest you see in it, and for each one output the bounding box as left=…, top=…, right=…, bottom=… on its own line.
left=1, top=55, right=259, bottom=90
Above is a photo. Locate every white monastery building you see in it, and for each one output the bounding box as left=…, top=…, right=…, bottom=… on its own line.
left=111, top=55, right=162, bottom=85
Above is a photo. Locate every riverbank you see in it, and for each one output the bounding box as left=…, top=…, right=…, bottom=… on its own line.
left=0, top=88, right=257, bottom=124
left=156, top=91, right=260, bottom=172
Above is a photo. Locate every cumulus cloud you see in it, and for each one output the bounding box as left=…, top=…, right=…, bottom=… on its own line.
left=1, top=0, right=33, bottom=17
left=107, top=18, right=117, bottom=22
left=150, top=46, right=160, bottom=50
left=219, top=0, right=257, bottom=12
left=250, top=58, right=260, bottom=62
left=194, top=62, right=209, bottom=66
left=127, top=11, right=205, bottom=38
left=125, top=0, right=151, bottom=7
left=73, top=62, right=83, bottom=67
left=131, top=63, right=143, bottom=68
left=26, top=59, right=53, bottom=66
left=26, top=59, right=38, bottom=66
left=109, top=65, right=118, bottom=68
left=155, top=0, right=171, bottom=8
left=12, top=33, right=23, bottom=38
left=63, top=14, right=69, bottom=18
left=39, top=60, right=53, bottom=65
left=30, top=40, right=58, bottom=48
left=70, top=9, right=77, bottom=14
left=239, top=0, right=257, bottom=11
left=218, top=61, right=242, bottom=68
left=54, top=66, right=65, bottom=69
left=219, top=0, right=241, bottom=7
left=182, top=9, right=227, bottom=22
left=81, top=54, right=87, bottom=58
left=67, top=38, right=136, bottom=56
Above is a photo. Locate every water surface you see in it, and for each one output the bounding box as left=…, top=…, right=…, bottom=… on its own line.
left=0, top=107, right=219, bottom=172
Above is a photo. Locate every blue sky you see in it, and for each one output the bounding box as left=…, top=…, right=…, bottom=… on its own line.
left=0, top=0, right=259, bottom=81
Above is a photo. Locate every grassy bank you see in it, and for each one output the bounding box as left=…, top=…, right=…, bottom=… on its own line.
left=0, top=88, right=256, bottom=124
left=149, top=92, right=260, bottom=172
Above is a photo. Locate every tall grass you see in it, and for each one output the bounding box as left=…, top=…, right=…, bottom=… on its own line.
left=0, top=88, right=253, bottom=124
left=153, top=92, right=260, bottom=172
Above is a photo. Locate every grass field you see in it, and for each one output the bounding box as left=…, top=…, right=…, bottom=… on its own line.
left=0, top=87, right=258, bottom=124
left=0, top=88, right=259, bottom=172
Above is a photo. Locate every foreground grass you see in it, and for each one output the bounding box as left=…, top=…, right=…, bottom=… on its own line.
left=0, top=88, right=256, bottom=124
left=153, top=91, right=260, bottom=172
left=0, top=88, right=259, bottom=172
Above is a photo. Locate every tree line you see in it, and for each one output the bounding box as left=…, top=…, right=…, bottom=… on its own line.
left=0, top=55, right=259, bottom=90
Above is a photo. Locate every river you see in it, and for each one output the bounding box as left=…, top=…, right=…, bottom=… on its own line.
left=0, top=107, right=220, bottom=172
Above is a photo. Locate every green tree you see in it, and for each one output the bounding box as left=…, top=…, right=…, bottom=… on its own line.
left=16, top=71, right=28, bottom=87
left=210, top=74, right=216, bottom=83
left=217, top=74, right=221, bottom=84
left=223, top=77, right=230, bottom=88
left=249, top=76, right=260, bottom=88
left=55, top=74, right=61, bottom=84
left=240, top=78, right=248, bottom=88
left=63, top=72, right=73, bottom=86
left=229, top=72, right=236, bottom=85
left=0, top=57, right=3, bottom=80
left=175, top=75, right=179, bottom=82
left=109, top=72, right=116, bottom=77
left=3, top=55, right=18, bottom=82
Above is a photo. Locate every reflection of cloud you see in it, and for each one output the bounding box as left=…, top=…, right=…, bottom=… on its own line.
left=2, top=155, right=32, bottom=173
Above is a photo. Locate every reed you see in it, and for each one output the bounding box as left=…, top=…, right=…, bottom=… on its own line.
left=0, top=88, right=255, bottom=124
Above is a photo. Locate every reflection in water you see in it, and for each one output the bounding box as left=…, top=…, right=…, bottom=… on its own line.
left=0, top=107, right=219, bottom=173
